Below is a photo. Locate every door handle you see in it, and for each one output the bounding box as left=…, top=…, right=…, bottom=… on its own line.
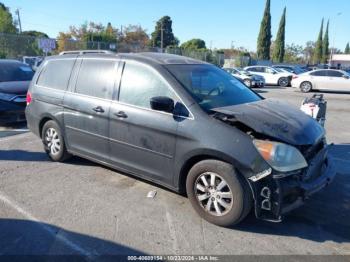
left=92, top=106, right=105, bottom=113
left=114, top=111, right=128, bottom=118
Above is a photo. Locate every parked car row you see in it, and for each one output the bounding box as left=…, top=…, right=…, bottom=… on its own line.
left=224, top=64, right=350, bottom=92
left=224, top=68, right=265, bottom=88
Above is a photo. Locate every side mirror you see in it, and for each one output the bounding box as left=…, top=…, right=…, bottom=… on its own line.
left=271, top=71, right=277, bottom=74
left=343, top=75, right=350, bottom=79
left=150, top=96, right=175, bottom=113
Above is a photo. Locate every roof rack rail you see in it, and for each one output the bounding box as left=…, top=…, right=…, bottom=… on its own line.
left=59, top=50, right=115, bottom=55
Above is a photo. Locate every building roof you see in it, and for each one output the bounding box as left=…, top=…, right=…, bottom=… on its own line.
left=330, top=54, right=350, bottom=61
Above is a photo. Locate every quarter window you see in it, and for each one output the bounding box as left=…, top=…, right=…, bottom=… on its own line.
left=37, top=59, right=75, bottom=90
left=75, top=59, right=117, bottom=99
left=119, top=62, right=177, bottom=109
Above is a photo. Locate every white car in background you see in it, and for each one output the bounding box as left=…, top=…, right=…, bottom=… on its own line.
left=244, top=66, right=294, bottom=87
left=224, top=67, right=265, bottom=87
left=292, top=69, right=350, bottom=93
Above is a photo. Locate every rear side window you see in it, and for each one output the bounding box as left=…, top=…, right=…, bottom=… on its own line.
left=75, top=59, right=117, bottom=99
left=327, top=70, right=343, bottom=77
left=119, top=62, right=177, bottom=109
left=37, top=59, right=75, bottom=90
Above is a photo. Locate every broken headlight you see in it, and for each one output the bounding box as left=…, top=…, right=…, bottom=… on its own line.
left=253, top=140, right=308, bottom=172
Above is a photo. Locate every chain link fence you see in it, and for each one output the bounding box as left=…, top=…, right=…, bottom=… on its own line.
left=0, top=33, right=224, bottom=66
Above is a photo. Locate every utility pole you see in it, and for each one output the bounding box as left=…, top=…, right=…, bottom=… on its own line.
left=160, top=20, right=164, bottom=52
left=15, top=8, right=22, bottom=33
left=329, top=12, right=342, bottom=68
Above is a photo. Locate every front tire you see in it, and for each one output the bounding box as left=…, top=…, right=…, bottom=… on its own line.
left=278, top=77, right=289, bottom=87
left=300, top=81, right=313, bottom=93
left=186, top=160, right=252, bottom=227
left=42, top=120, right=71, bottom=162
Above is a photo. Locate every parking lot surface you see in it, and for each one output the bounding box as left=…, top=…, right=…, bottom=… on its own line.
left=0, top=87, right=349, bottom=256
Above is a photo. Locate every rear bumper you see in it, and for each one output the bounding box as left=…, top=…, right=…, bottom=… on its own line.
left=250, top=145, right=337, bottom=221
left=291, top=80, right=299, bottom=88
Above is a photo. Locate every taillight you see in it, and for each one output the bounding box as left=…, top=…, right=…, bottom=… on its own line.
left=26, top=92, right=32, bottom=105
left=292, top=75, right=298, bottom=79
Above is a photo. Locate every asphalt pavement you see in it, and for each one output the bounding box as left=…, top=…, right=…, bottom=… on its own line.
left=0, top=87, right=349, bottom=258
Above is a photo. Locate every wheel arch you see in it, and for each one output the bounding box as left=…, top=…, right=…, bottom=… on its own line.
left=38, top=114, right=63, bottom=138
left=177, top=150, right=249, bottom=195
left=300, top=80, right=313, bottom=92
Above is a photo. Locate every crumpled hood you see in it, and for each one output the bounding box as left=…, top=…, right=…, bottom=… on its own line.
left=0, top=81, right=30, bottom=95
left=212, top=99, right=325, bottom=146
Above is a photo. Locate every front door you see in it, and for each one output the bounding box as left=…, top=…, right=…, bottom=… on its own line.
left=327, top=70, right=350, bottom=92
left=109, top=61, right=181, bottom=185
left=311, top=70, right=330, bottom=90
left=63, top=58, right=118, bottom=162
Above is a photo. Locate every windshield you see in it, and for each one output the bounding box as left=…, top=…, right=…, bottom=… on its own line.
left=166, top=64, right=261, bottom=111
left=0, top=63, right=34, bottom=82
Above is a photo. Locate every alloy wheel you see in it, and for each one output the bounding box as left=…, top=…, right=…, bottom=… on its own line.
left=194, top=172, right=233, bottom=216
left=279, top=78, right=288, bottom=87
left=300, top=82, right=312, bottom=92
left=45, top=128, right=61, bottom=155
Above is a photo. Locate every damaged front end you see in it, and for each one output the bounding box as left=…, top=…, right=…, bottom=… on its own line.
left=248, top=142, right=336, bottom=222
left=212, top=99, right=337, bottom=222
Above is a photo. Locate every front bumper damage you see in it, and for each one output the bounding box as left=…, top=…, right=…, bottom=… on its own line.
left=248, top=145, right=336, bottom=222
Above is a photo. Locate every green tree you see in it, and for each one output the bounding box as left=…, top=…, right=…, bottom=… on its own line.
left=313, top=19, right=324, bottom=64
left=345, top=43, right=350, bottom=54
left=284, top=43, right=304, bottom=63
left=272, top=7, right=286, bottom=63
left=151, top=16, right=178, bottom=49
left=21, top=30, right=49, bottom=38
left=180, top=38, right=206, bottom=50
left=257, top=0, right=272, bottom=60
left=322, top=20, right=329, bottom=63
left=0, top=2, right=17, bottom=33
left=303, top=41, right=315, bottom=63
left=119, top=24, right=149, bottom=50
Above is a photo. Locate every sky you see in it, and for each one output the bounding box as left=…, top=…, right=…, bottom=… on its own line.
left=4, top=0, right=350, bottom=51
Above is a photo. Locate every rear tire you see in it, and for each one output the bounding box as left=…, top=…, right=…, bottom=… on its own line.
left=300, top=81, right=312, bottom=93
left=278, top=77, right=289, bottom=87
left=41, top=120, right=71, bottom=162
left=186, top=160, right=252, bottom=227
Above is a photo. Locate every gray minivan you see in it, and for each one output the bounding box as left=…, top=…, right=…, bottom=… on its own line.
left=26, top=51, right=336, bottom=226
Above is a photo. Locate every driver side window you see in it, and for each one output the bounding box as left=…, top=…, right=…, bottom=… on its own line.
left=119, top=62, right=178, bottom=109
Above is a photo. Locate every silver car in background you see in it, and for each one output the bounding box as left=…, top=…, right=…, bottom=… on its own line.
left=224, top=67, right=265, bottom=88
left=292, top=69, right=350, bottom=93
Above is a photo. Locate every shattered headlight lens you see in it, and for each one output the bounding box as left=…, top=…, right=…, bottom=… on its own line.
left=253, top=139, right=308, bottom=172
